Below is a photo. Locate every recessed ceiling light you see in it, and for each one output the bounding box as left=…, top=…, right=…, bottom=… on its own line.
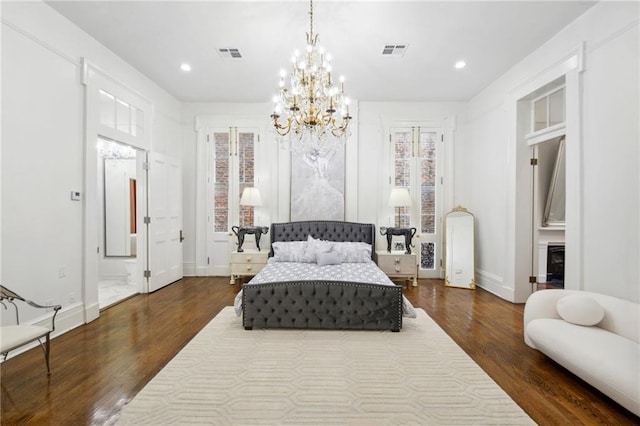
left=454, top=60, right=466, bottom=69
left=180, top=63, right=192, bottom=72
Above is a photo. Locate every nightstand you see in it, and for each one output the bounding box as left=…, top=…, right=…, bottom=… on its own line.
left=230, top=250, right=268, bottom=285
left=376, top=251, right=418, bottom=287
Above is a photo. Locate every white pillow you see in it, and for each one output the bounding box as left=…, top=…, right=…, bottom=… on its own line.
left=305, top=235, right=333, bottom=262
left=272, top=241, right=315, bottom=263
left=331, top=241, right=372, bottom=263
left=316, top=251, right=342, bottom=266
left=556, top=294, right=605, bottom=326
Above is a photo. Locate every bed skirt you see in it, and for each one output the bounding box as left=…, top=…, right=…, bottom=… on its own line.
left=242, top=280, right=403, bottom=332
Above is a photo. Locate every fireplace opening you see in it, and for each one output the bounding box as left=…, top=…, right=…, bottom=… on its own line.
left=546, top=245, right=565, bottom=289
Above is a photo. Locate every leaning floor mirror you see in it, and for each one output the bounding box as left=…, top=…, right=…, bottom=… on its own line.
left=444, top=206, right=476, bottom=289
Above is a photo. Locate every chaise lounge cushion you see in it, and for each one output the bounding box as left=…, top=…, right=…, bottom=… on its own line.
left=0, top=325, right=50, bottom=353
left=524, top=289, right=640, bottom=416
left=527, top=318, right=639, bottom=414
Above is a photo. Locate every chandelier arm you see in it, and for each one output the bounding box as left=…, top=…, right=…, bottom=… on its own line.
left=274, top=119, right=292, bottom=136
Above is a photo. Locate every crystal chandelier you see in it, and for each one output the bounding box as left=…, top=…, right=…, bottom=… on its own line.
left=96, top=139, right=136, bottom=159
left=271, top=0, right=351, bottom=158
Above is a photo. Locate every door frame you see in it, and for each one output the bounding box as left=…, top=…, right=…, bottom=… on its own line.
left=384, top=121, right=445, bottom=279
left=507, top=44, right=584, bottom=302
left=194, top=115, right=268, bottom=278
left=82, top=59, right=151, bottom=322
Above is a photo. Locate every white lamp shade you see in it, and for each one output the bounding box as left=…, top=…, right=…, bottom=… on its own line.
left=388, top=187, right=412, bottom=207
left=240, top=187, right=262, bottom=206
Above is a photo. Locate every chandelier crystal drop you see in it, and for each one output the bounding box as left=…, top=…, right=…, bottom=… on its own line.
left=96, top=139, right=136, bottom=159
left=270, top=0, right=351, bottom=158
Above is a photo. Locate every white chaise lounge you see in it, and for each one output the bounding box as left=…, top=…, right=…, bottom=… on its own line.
left=524, top=289, right=640, bottom=416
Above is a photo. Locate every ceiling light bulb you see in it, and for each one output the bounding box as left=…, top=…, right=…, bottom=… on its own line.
left=454, top=60, right=466, bottom=69
left=180, top=63, right=192, bottom=72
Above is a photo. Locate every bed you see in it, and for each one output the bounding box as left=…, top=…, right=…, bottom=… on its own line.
left=235, top=220, right=417, bottom=332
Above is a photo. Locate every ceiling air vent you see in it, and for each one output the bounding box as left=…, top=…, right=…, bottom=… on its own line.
left=218, top=48, right=242, bottom=59
left=382, top=44, right=408, bottom=56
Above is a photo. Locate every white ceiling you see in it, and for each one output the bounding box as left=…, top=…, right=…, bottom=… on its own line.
left=45, top=0, right=596, bottom=103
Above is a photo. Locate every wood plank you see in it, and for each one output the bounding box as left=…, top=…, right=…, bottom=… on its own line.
left=1, top=278, right=637, bottom=424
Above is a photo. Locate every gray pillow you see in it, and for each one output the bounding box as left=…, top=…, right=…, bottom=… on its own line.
left=272, top=241, right=315, bottom=262
left=316, top=251, right=342, bottom=266
left=305, top=235, right=333, bottom=261
left=331, top=241, right=372, bottom=263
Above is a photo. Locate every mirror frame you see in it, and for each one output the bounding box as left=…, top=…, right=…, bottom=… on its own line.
left=543, top=136, right=566, bottom=227
left=103, top=157, right=137, bottom=257
left=444, top=206, right=476, bottom=289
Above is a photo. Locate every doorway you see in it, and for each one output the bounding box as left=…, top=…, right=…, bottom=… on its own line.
left=517, top=76, right=569, bottom=297
left=533, top=135, right=566, bottom=290
left=388, top=125, right=444, bottom=279
left=96, top=137, right=142, bottom=309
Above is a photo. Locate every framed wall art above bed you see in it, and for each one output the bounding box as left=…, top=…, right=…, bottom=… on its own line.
left=290, top=147, right=345, bottom=221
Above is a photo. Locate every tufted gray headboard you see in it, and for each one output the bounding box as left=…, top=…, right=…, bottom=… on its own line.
left=268, top=220, right=377, bottom=262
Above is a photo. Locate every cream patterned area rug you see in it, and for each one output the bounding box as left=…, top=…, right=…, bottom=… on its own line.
left=118, top=307, right=534, bottom=425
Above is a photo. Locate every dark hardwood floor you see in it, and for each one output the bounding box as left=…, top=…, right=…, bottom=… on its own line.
left=1, top=278, right=637, bottom=425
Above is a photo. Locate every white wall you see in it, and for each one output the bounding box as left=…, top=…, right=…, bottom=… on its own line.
left=181, top=101, right=360, bottom=275
left=358, top=102, right=466, bottom=244
left=461, top=2, right=640, bottom=302
left=180, top=102, right=272, bottom=276
left=1, top=1, right=182, bottom=336
left=181, top=101, right=466, bottom=272
left=582, top=15, right=639, bottom=301
left=3, top=1, right=638, bottom=339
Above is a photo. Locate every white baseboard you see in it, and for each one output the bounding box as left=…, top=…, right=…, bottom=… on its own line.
left=475, top=269, right=516, bottom=302
left=99, top=273, right=128, bottom=281
left=85, top=301, right=100, bottom=323
left=183, top=262, right=196, bottom=276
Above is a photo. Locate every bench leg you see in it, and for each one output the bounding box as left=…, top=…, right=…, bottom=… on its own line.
left=38, top=334, right=52, bottom=374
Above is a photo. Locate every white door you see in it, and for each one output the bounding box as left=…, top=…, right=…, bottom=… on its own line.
left=147, top=152, right=183, bottom=292
left=389, top=126, right=443, bottom=278
left=207, top=127, right=260, bottom=276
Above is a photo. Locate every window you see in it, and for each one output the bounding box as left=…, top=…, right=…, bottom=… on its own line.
left=211, top=128, right=258, bottom=233
left=532, top=86, right=565, bottom=133
left=390, top=126, right=442, bottom=276
left=99, top=89, right=144, bottom=137
left=213, top=131, right=230, bottom=232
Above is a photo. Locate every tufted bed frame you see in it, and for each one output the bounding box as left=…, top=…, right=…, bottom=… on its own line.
left=242, top=221, right=403, bottom=332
